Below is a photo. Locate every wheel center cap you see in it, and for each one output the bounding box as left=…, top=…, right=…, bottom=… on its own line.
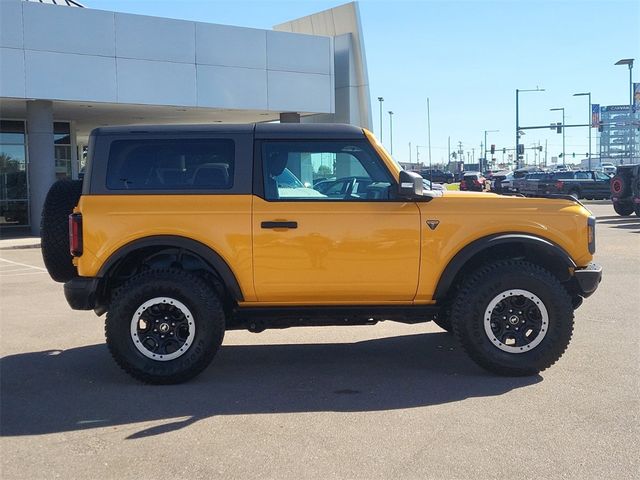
left=508, top=315, right=520, bottom=325
left=159, top=322, right=170, bottom=333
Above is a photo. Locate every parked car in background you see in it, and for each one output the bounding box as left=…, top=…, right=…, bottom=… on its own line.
left=511, top=166, right=541, bottom=193
left=520, top=170, right=610, bottom=200
left=460, top=172, right=486, bottom=191
left=423, top=179, right=445, bottom=191
left=489, top=170, right=511, bottom=193
left=599, top=162, right=617, bottom=176
left=418, top=169, right=454, bottom=184
left=610, top=164, right=640, bottom=216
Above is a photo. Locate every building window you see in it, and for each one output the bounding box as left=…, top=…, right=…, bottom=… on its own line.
left=54, top=122, right=72, bottom=180
left=0, top=120, right=29, bottom=227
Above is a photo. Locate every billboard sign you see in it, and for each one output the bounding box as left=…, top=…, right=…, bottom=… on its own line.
left=634, top=83, right=640, bottom=112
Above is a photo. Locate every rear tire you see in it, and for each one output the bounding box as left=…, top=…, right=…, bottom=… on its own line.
left=568, top=189, right=580, bottom=200
left=106, top=269, right=225, bottom=384
left=451, top=260, right=574, bottom=376
left=613, top=202, right=634, bottom=216
left=433, top=315, right=452, bottom=333
left=40, top=180, right=82, bottom=282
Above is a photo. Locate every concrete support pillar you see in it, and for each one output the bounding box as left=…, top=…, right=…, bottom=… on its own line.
left=27, top=100, right=55, bottom=236
left=287, top=152, right=314, bottom=186
left=280, top=112, right=300, bottom=123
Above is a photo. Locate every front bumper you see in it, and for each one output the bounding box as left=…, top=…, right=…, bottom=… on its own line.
left=573, top=263, right=602, bottom=298
left=64, top=276, right=99, bottom=310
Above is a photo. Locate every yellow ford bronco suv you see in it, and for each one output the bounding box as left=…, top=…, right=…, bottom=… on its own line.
left=41, top=123, right=602, bottom=384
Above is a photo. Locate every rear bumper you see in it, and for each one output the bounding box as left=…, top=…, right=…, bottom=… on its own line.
left=573, top=263, right=602, bottom=298
left=64, top=276, right=99, bottom=310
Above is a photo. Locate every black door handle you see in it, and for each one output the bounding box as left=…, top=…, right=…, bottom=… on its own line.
left=261, top=221, right=298, bottom=229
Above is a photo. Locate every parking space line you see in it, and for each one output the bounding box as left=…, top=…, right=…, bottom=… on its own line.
left=0, top=271, right=47, bottom=277
left=0, top=258, right=47, bottom=272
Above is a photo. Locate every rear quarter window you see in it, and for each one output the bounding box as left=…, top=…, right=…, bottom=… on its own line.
left=106, top=138, right=235, bottom=190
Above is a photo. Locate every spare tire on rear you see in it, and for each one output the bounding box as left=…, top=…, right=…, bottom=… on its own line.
left=610, top=175, right=629, bottom=197
left=41, top=180, right=83, bottom=282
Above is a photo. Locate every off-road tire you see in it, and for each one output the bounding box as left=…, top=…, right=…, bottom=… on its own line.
left=105, top=269, right=225, bottom=384
left=433, top=315, right=452, bottom=333
left=613, top=202, right=634, bottom=216
left=610, top=175, right=629, bottom=197
left=40, top=180, right=82, bottom=282
left=634, top=202, right=640, bottom=217
left=451, top=260, right=574, bottom=376
left=568, top=189, right=580, bottom=200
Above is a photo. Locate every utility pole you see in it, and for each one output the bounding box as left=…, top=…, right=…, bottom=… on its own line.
left=545, top=139, right=548, bottom=167
left=377, top=97, right=384, bottom=143
left=388, top=111, right=394, bottom=154
left=408, top=141, right=412, bottom=169
left=447, top=136, right=451, bottom=169
left=427, top=98, right=432, bottom=183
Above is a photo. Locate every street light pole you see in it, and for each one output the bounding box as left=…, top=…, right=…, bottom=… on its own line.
left=516, top=88, right=545, bottom=169
left=426, top=98, right=432, bottom=183
left=573, top=92, right=592, bottom=169
left=483, top=129, right=499, bottom=172
left=377, top=97, right=384, bottom=143
left=550, top=107, right=566, bottom=166
left=388, top=111, right=394, bottom=155
left=615, top=59, right=635, bottom=162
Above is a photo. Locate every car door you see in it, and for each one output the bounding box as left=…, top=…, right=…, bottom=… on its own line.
left=593, top=171, right=611, bottom=198
left=252, top=139, right=421, bottom=304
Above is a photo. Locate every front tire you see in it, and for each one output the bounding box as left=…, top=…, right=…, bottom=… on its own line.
left=451, top=260, right=573, bottom=376
left=613, top=202, right=634, bottom=216
left=106, top=269, right=225, bottom=384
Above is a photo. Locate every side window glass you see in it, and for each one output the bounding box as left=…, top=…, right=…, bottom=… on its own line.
left=106, top=138, right=235, bottom=190
left=262, top=141, right=393, bottom=201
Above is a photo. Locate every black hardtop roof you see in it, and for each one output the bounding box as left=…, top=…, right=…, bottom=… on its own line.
left=91, top=123, right=366, bottom=139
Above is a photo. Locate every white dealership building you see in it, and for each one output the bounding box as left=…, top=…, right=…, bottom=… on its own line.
left=0, top=0, right=371, bottom=234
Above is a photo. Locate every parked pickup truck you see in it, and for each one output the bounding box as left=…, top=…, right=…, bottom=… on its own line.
left=519, top=170, right=611, bottom=200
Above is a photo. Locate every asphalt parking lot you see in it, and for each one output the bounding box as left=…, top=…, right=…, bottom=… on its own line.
left=1, top=203, right=638, bottom=480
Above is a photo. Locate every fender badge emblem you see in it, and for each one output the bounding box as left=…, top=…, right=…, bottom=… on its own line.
left=426, top=220, right=440, bottom=230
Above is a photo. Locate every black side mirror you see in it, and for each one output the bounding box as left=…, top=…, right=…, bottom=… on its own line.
left=398, top=170, right=424, bottom=199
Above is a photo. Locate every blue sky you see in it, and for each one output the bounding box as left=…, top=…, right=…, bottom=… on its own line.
left=84, top=0, right=639, bottom=166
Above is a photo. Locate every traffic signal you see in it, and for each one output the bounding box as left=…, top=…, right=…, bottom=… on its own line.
left=502, top=148, right=506, bottom=154
left=556, top=123, right=562, bottom=134
left=517, top=144, right=524, bottom=155
left=490, top=144, right=495, bottom=155
left=538, top=146, right=543, bottom=152
left=559, top=153, right=563, bottom=158
left=572, top=152, right=575, bottom=158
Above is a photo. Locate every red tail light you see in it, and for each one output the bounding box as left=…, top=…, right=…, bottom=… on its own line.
left=473, top=179, right=481, bottom=186
left=68, top=213, right=83, bottom=257
left=555, top=181, right=564, bottom=190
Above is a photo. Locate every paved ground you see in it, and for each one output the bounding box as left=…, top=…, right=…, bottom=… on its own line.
left=1, top=203, right=638, bottom=480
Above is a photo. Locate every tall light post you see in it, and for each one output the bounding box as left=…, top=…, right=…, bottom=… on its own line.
left=573, top=92, right=592, bottom=169
left=615, top=58, right=634, bottom=108
left=615, top=59, right=634, bottom=162
left=377, top=97, right=384, bottom=143
left=550, top=107, right=566, bottom=166
left=516, top=87, right=545, bottom=168
left=388, top=111, right=394, bottom=155
left=426, top=98, right=432, bottom=183
left=483, top=129, right=499, bottom=172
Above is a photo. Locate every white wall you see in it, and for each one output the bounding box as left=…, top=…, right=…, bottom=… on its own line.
left=0, top=0, right=334, bottom=114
